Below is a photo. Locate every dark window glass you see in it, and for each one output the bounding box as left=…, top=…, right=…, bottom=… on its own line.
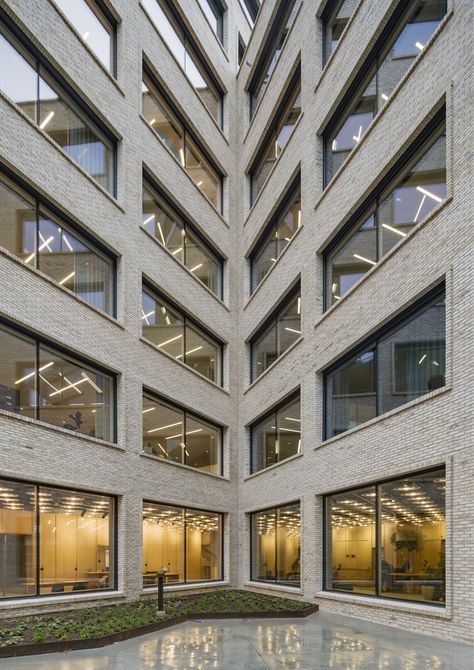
left=251, top=395, right=300, bottom=473
left=142, top=76, right=222, bottom=212
left=197, top=0, right=224, bottom=44
left=52, top=0, right=115, bottom=74
left=250, top=186, right=301, bottom=292
left=238, top=0, right=260, bottom=25
left=0, top=24, right=115, bottom=194
left=142, top=503, right=222, bottom=585
left=323, top=0, right=358, bottom=63
left=324, top=0, right=447, bottom=184
left=325, top=467, right=446, bottom=606
left=250, top=79, right=301, bottom=204
left=0, top=479, right=115, bottom=599
left=142, top=393, right=222, bottom=475
left=141, top=288, right=222, bottom=385
left=251, top=291, right=300, bottom=381
left=325, top=287, right=445, bottom=438
left=142, top=181, right=222, bottom=297
left=142, top=0, right=223, bottom=126
left=250, top=502, right=300, bottom=587
left=238, top=34, right=246, bottom=66
left=326, top=122, right=446, bottom=306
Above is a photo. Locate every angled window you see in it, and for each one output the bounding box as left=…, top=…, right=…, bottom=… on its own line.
left=0, top=321, right=116, bottom=441
left=0, top=170, right=115, bottom=315
left=322, top=0, right=358, bottom=64
left=142, top=392, right=222, bottom=474
left=324, top=284, right=445, bottom=439
left=325, top=467, right=446, bottom=605
left=250, top=286, right=301, bottom=381
left=51, top=0, right=116, bottom=74
left=249, top=70, right=301, bottom=205
left=324, top=0, right=447, bottom=184
left=142, top=177, right=223, bottom=297
left=248, top=0, right=301, bottom=117
left=142, top=0, right=223, bottom=126
left=142, top=71, right=223, bottom=213
left=0, top=16, right=116, bottom=194
left=250, top=502, right=301, bottom=587
left=197, top=0, right=224, bottom=44
left=325, top=113, right=446, bottom=307
left=0, top=478, right=116, bottom=599
left=141, top=285, right=223, bottom=385
left=143, top=503, right=222, bottom=585
left=238, top=33, right=246, bottom=66
left=250, top=393, right=300, bottom=473
left=249, top=178, right=300, bottom=292
left=239, top=0, right=260, bottom=26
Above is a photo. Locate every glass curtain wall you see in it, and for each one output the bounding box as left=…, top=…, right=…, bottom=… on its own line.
left=0, top=323, right=115, bottom=441
left=142, top=181, right=222, bottom=297
left=141, top=0, right=222, bottom=125
left=324, top=0, right=447, bottom=183
left=323, top=0, right=358, bottom=63
left=142, top=503, right=222, bottom=586
left=142, top=76, right=222, bottom=211
left=325, top=467, right=446, bottom=605
left=0, top=173, right=114, bottom=314
left=250, top=503, right=301, bottom=587
left=326, top=122, right=446, bottom=305
left=251, top=395, right=300, bottom=473
left=0, top=23, right=115, bottom=193
left=141, top=288, right=222, bottom=385
left=142, top=393, right=222, bottom=474
left=325, top=287, right=445, bottom=438
left=251, top=291, right=301, bottom=380
left=0, top=479, right=114, bottom=599
left=250, top=186, right=301, bottom=292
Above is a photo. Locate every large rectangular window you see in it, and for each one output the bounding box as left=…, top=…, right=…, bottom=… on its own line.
left=142, top=392, right=222, bottom=475
left=325, top=114, right=446, bottom=307
left=142, top=502, right=222, bottom=586
left=51, top=0, right=116, bottom=74
left=250, top=288, right=301, bottom=381
left=248, top=0, right=301, bottom=117
left=0, top=171, right=115, bottom=315
left=142, top=286, right=223, bottom=385
left=324, top=285, right=445, bottom=439
left=0, top=478, right=115, bottom=599
left=249, top=180, right=300, bottom=292
left=325, top=467, right=446, bottom=605
left=0, top=17, right=116, bottom=194
left=142, top=0, right=223, bottom=126
left=250, top=502, right=301, bottom=587
left=249, top=72, right=301, bottom=204
left=250, top=393, right=300, bottom=473
left=324, top=0, right=447, bottom=184
left=0, top=321, right=115, bottom=441
left=142, top=73, right=223, bottom=212
left=322, top=0, right=357, bottom=64
left=142, top=178, right=223, bottom=298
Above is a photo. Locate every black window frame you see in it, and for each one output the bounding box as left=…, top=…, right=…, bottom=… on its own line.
left=322, top=465, right=446, bottom=607
left=240, top=0, right=260, bottom=24
left=0, top=474, right=118, bottom=601
left=199, top=0, right=225, bottom=44
left=0, top=8, right=118, bottom=196
left=322, top=106, right=446, bottom=311
left=323, top=281, right=446, bottom=440
left=0, top=316, right=117, bottom=442
left=142, top=389, right=224, bottom=476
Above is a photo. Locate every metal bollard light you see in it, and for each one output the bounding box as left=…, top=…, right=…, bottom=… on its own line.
left=156, top=566, right=169, bottom=616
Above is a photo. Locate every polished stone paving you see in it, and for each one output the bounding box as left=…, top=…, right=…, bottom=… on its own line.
left=4, top=611, right=473, bottom=669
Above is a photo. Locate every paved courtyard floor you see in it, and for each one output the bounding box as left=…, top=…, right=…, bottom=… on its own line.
left=4, top=611, right=473, bottom=670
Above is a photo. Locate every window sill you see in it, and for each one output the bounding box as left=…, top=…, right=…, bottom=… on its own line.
left=244, top=337, right=303, bottom=394
left=244, top=582, right=302, bottom=595
left=140, top=116, right=228, bottom=226
left=143, top=581, right=229, bottom=594
left=0, top=408, right=124, bottom=452
left=140, top=451, right=230, bottom=481
left=243, top=452, right=303, bottom=481
left=0, top=590, right=125, bottom=610
left=315, top=591, right=450, bottom=619
left=0, top=246, right=124, bottom=329
left=315, top=386, right=451, bottom=450
left=244, top=224, right=304, bottom=311
left=140, top=227, right=229, bottom=311
left=139, top=336, right=229, bottom=394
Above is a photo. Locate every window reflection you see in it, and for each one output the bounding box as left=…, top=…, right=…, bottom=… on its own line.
left=251, top=503, right=301, bottom=587
left=142, top=503, right=222, bottom=585
left=251, top=395, right=300, bottom=473
left=197, top=0, right=224, bottom=43
left=324, top=0, right=356, bottom=61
